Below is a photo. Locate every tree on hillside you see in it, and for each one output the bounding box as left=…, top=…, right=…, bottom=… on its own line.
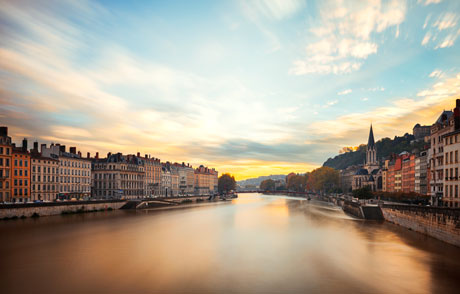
left=260, top=179, right=276, bottom=191
left=218, top=174, right=236, bottom=194
left=307, top=167, right=339, bottom=194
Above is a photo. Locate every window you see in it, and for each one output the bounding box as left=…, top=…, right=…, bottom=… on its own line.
left=25, top=161, right=28, bottom=167
left=456, top=151, right=458, bottom=163
left=446, top=153, right=449, bottom=164
left=451, top=151, right=454, bottom=164
left=456, top=185, right=458, bottom=198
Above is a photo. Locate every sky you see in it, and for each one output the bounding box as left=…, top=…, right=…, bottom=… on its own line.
left=1, top=0, right=460, bottom=180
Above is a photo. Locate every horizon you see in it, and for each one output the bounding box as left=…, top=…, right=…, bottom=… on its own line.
left=1, top=0, right=460, bottom=180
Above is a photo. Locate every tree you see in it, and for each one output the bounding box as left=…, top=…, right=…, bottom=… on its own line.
left=306, top=167, right=339, bottom=194
left=352, top=186, right=373, bottom=199
left=260, top=179, right=276, bottom=191
left=218, top=174, right=236, bottom=194
left=287, top=175, right=307, bottom=192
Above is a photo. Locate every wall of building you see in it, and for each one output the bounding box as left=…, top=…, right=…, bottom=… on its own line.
left=0, top=200, right=126, bottom=218
left=381, top=204, right=460, bottom=247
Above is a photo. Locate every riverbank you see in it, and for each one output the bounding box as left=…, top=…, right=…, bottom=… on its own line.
left=0, top=195, right=235, bottom=220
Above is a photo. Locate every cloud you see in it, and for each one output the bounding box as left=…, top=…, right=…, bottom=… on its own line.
left=420, top=0, right=443, bottom=6
left=324, top=100, right=338, bottom=108
left=361, top=97, right=369, bottom=101
left=338, top=89, right=352, bottom=95
left=290, top=0, right=407, bottom=75
left=422, top=12, right=460, bottom=49
left=429, top=69, right=445, bottom=78
left=308, top=73, right=460, bottom=147
left=242, top=0, right=305, bottom=21
left=433, top=13, right=459, bottom=30
left=367, top=87, right=385, bottom=92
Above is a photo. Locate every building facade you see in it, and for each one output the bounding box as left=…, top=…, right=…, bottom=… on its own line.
left=142, top=155, right=161, bottom=198
left=440, top=100, right=460, bottom=207
left=415, top=151, right=428, bottom=195
left=31, top=147, right=59, bottom=202
left=42, top=144, right=91, bottom=200
left=161, top=164, right=172, bottom=197
left=92, top=153, right=145, bottom=200
left=428, top=110, right=454, bottom=206
left=178, top=163, right=195, bottom=196
left=12, top=140, right=31, bottom=202
left=0, top=127, right=12, bottom=202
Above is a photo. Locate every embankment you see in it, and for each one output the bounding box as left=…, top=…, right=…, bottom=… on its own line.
left=381, top=204, right=460, bottom=247
left=0, top=200, right=126, bottom=219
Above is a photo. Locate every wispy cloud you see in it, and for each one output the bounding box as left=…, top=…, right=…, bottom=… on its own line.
left=429, top=69, right=445, bottom=78
left=338, top=89, right=352, bottom=95
left=290, top=0, right=407, bottom=75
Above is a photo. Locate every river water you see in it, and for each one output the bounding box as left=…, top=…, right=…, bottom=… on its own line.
left=1, top=193, right=460, bottom=294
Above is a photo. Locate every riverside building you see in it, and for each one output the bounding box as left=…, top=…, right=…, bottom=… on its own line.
left=42, top=144, right=91, bottom=200
left=0, top=127, right=12, bottom=202
left=440, top=99, right=460, bottom=207
left=92, top=153, right=145, bottom=200
left=428, top=109, right=454, bottom=206
left=11, top=139, right=31, bottom=202
left=31, top=142, right=59, bottom=201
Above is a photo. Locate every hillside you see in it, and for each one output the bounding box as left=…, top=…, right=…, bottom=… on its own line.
left=237, top=174, right=286, bottom=187
left=323, top=133, right=428, bottom=170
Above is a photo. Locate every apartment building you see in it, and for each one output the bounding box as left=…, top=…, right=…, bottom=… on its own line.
left=401, top=152, right=415, bottom=193
left=141, top=154, right=161, bottom=198
left=31, top=143, right=59, bottom=201
left=42, top=144, right=91, bottom=200
left=12, top=139, right=31, bottom=202
left=0, top=127, right=12, bottom=202
left=415, top=151, right=428, bottom=195
left=194, top=165, right=218, bottom=195
left=92, top=153, right=145, bottom=200
left=161, top=164, right=172, bottom=197
left=441, top=100, right=460, bottom=207
left=177, top=163, right=195, bottom=196
left=428, top=110, right=454, bottom=206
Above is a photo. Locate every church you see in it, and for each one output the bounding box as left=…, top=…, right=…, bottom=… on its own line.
left=352, top=125, right=383, bottom=191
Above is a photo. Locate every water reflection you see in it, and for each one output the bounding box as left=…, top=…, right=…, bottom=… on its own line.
left=1, top=193, right=460, bottom=293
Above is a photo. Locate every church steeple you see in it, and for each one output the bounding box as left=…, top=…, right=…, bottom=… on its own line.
left=368, top=124, right=375, bottom=149
left=366, top=124, right=377, bottom=166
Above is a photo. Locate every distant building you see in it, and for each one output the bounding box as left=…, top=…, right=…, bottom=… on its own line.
left=141, top=154, right=161, bottom=198
left=413, top=124, right=431, bottom=141
left=194, top=165, right=218, bottom=195
left=161, top=164, right=172, bottom=197
left=339, top=165, right=360, bottom=193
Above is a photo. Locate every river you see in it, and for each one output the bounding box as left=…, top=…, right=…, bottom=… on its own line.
left=1, top=193, right=460, bottom=293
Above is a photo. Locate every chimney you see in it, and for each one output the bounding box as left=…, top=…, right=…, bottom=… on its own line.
left=137, top=152, right=140, bottom=157
left=33, top=141, right=38, bottom=152
left=95, top=152, right=99, bottom=159
left=77, top=151, right=81, bottom=157
left=87, top=152, right=90, bottom=159
left=22, top=138, right=28, bottom=152
left=59, top=145, right=66, bottom=153
left=107, top=152, right=112, bottom=158
left=69, top=147, right=76, bottom=154
left=145, top=154, right=148, bottom=159
left=0, top=127, right=7, bottom=137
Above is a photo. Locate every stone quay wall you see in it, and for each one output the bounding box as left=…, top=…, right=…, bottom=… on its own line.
left=342, top=200, right=364, bottom=219
left=0, top=200, right=126, bottom=218
left=381, top=204, right=460, bottom=247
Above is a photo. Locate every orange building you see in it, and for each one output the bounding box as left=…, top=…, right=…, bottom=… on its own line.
left=402, top=153, right=416, bottom=193
left=12, top=139, right=31, bottom=202
left=0, top=127, right=12, bottom=202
